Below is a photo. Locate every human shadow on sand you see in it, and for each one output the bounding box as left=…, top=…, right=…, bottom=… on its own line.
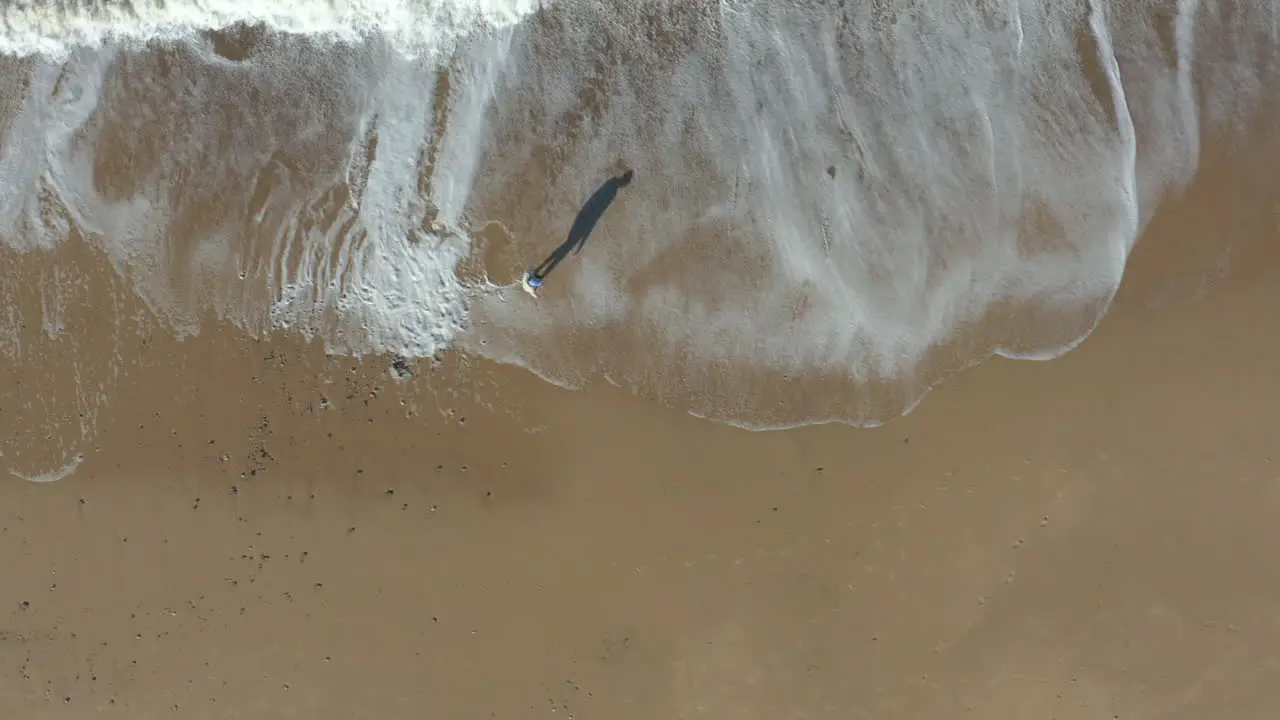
left=530, top=169, right=635, bottom=282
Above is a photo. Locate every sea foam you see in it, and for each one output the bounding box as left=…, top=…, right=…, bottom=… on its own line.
left=0, top=0, right=537, bottom=58
left=0, top=0, right=1275, bottom=427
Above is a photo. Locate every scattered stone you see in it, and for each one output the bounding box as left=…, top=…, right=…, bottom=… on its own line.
left=391, top=357, right=413, bottom=379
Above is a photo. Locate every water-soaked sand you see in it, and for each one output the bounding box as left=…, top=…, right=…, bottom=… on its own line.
left=4, top=185, right=1280, bottom=719
left=5, top=36, right=1280, bottom=715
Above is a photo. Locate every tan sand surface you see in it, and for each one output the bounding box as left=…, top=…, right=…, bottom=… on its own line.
left=4, top=141, right=1280, bottom=718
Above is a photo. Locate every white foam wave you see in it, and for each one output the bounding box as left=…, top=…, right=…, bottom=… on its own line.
left=0, top=0, right=538, bottom=58
left=0, top=0, right=1276, bottom=428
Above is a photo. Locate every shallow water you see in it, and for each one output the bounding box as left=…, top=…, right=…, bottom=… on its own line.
left=0, top=0, right=1275, bottom=428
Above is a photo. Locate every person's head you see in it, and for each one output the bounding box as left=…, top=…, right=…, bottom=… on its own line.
left=618, top=169, right=635, bottom=186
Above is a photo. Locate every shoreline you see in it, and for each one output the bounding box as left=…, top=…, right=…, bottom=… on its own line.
left=5, top=246, right=1280, bottom=716
left=5, top=9, right=1280, bottom=715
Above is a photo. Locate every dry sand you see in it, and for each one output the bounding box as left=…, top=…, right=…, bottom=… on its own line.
left=4, top=144, right=1280, bottom=719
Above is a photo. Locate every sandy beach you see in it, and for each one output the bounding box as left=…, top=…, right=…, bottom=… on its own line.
left=4, top=142, right=1280, bottom=719
left=5, top=3, right=1280, bottom=718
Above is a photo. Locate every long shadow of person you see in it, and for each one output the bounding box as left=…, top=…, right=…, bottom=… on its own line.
left=530, top=169, right=635, bottom=283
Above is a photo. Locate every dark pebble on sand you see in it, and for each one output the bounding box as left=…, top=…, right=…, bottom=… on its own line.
left=391, top=357, right=413, bottom=379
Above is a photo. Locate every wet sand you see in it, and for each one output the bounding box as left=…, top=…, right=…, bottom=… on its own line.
left=5, top=146, right=1280, bottom=718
